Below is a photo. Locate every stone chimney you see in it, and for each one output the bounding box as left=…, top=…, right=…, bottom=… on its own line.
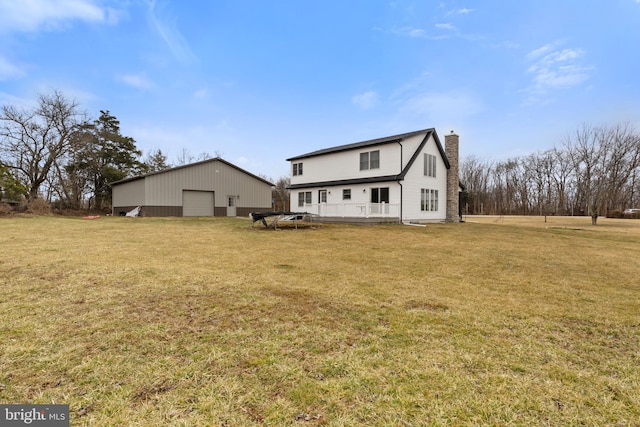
left=445, top=131, right=460, bottom=222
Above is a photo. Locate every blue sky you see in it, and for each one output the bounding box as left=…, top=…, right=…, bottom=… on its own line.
left=1, top=0, right=639, bottom=180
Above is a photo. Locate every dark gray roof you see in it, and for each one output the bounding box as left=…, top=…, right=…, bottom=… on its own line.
left=110, top=157, right=274, bottom=187
left=286, top=128, right=437, bottom=161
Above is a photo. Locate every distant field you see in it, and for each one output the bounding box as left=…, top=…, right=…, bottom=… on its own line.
left=1, top=215, right=638, bottom=426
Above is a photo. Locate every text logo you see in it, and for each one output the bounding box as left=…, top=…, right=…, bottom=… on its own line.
left=1, top=405, right=69, bottom=427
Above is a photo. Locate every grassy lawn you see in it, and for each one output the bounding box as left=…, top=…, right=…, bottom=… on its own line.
left=1, top=215, right=639, bottom=426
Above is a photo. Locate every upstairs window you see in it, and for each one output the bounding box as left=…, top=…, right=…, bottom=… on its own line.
left=360, top=150, right=380, bottom=171
left=343, top=189, right=351, bottom=200
left=424, top=154, right=436, bottom=177
left=292, top=162, right=303, bottom=176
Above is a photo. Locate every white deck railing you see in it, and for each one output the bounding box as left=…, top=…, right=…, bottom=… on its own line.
left=300, top=202, right=400, bottom=218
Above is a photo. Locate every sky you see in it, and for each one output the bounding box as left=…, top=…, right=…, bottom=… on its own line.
left=1, top=0, right=639, bottom=181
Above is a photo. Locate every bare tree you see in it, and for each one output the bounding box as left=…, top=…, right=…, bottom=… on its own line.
left=565, top=123, right=640, bottom=224
left=175, top=148, right=213, bottom=166
left=0, top=91, right=84, bottom=201
left=273, top=176, right=290, bottom=211
left=460, top=123, right=640, bottom=222
left=549, top=148, right=574, bottom=215
left=460, top=155, right=492, bottom=214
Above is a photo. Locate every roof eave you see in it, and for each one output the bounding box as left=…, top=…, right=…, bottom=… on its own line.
left=286, top=128, right=435, bottom=161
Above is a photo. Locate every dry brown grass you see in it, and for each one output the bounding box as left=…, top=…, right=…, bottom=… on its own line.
left=1, top=215, right=639, bottom=426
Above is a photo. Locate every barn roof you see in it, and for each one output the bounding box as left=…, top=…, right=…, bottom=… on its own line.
left=110, top=157, right=274, bottom=187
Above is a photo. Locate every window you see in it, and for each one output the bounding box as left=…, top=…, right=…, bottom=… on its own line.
left=298, top=191, right=312, bottom=207
left=343, top=189, right=351, bottom=200
left=371, top=187, right=390, bottom=203
left=420, top=188, right=439, bottom=212
left=360, top=150, right=380, bottom=170
left=424, top=154, right=436, bottom=177
left=293, top=162, right=303, bottom=176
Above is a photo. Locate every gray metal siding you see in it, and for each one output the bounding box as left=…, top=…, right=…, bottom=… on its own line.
left=144, top=160, right=271, bottom=211
left=112, top=179, right=145, bottom=207
left=112, top=159, right=272, bottom=217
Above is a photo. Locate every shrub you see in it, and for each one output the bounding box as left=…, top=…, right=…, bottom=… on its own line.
left=25, top=198, right=52, bottom=215
left=0, top=202, right=13, bottom=216
left=607, top=210, right=623, bottom=218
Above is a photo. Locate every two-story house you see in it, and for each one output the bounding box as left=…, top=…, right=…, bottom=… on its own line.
left=286, top=128, right=460, bottom=224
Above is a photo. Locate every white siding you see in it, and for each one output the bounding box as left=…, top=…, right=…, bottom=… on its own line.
left=291, top=182, right=401, bottom=218
left=289, top=133, right=426, bottom=186
left=288, top=132, right=448, bottom=222
left=401, top=135, right=448, bottom=222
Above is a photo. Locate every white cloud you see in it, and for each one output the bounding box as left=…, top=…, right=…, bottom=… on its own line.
left=351, top=91, right=379, bottom=110
left=193, top=87, right=209, bottom=99
left=391, top=26, right=449, bottom=40
left=147, top=0, right=195, bottom=63
left=0, top=55, right=25, bottom=80
left=525, top=45, right=591, bottom=95
left=120, top=73, right=155, bottom=90
left=0, top=0, right=115, bottom=33
left=374, top=84, right=483, bottom=140
left=435, top=23, right=456, bottom=31
left=396, top=89, right=484, bottom=125
left=392, top=26, right=425, bottom=38
left=0, top=92, right=34, bottom=109
left=526, top=44, right=555, bottom=60
left=446, top=7, right=474, bottom=16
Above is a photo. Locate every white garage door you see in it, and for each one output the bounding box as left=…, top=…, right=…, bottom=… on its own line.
left=183, top=190, right=214, bottom=216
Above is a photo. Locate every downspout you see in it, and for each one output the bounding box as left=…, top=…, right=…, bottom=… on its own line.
left=397, top=140, right=403, bottom=223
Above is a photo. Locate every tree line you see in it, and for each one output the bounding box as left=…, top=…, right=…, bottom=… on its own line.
left=460, top=123, right=640, bottom=224
left=1, top=90, right=291, bottom=213
left=0, top=91, right=174, bottom=211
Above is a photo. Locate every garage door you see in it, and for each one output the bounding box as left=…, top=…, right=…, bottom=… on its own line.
left=183, top=190, right=214, bottom=216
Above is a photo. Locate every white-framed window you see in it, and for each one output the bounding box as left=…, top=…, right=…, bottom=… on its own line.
left=360, top=150, right=380, bottom=170
left=421, top=188, right=439, bottom=212
left=424, top=154, right=436, bottom=177
left=343, top=189, right=351, bottom=200
left=298, top=191, right=312, bottom=207
left=293, top=162, right=303, bottom=176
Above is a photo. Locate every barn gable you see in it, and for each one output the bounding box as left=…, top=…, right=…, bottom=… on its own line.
left=111, top=158, right=273, bottom=217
